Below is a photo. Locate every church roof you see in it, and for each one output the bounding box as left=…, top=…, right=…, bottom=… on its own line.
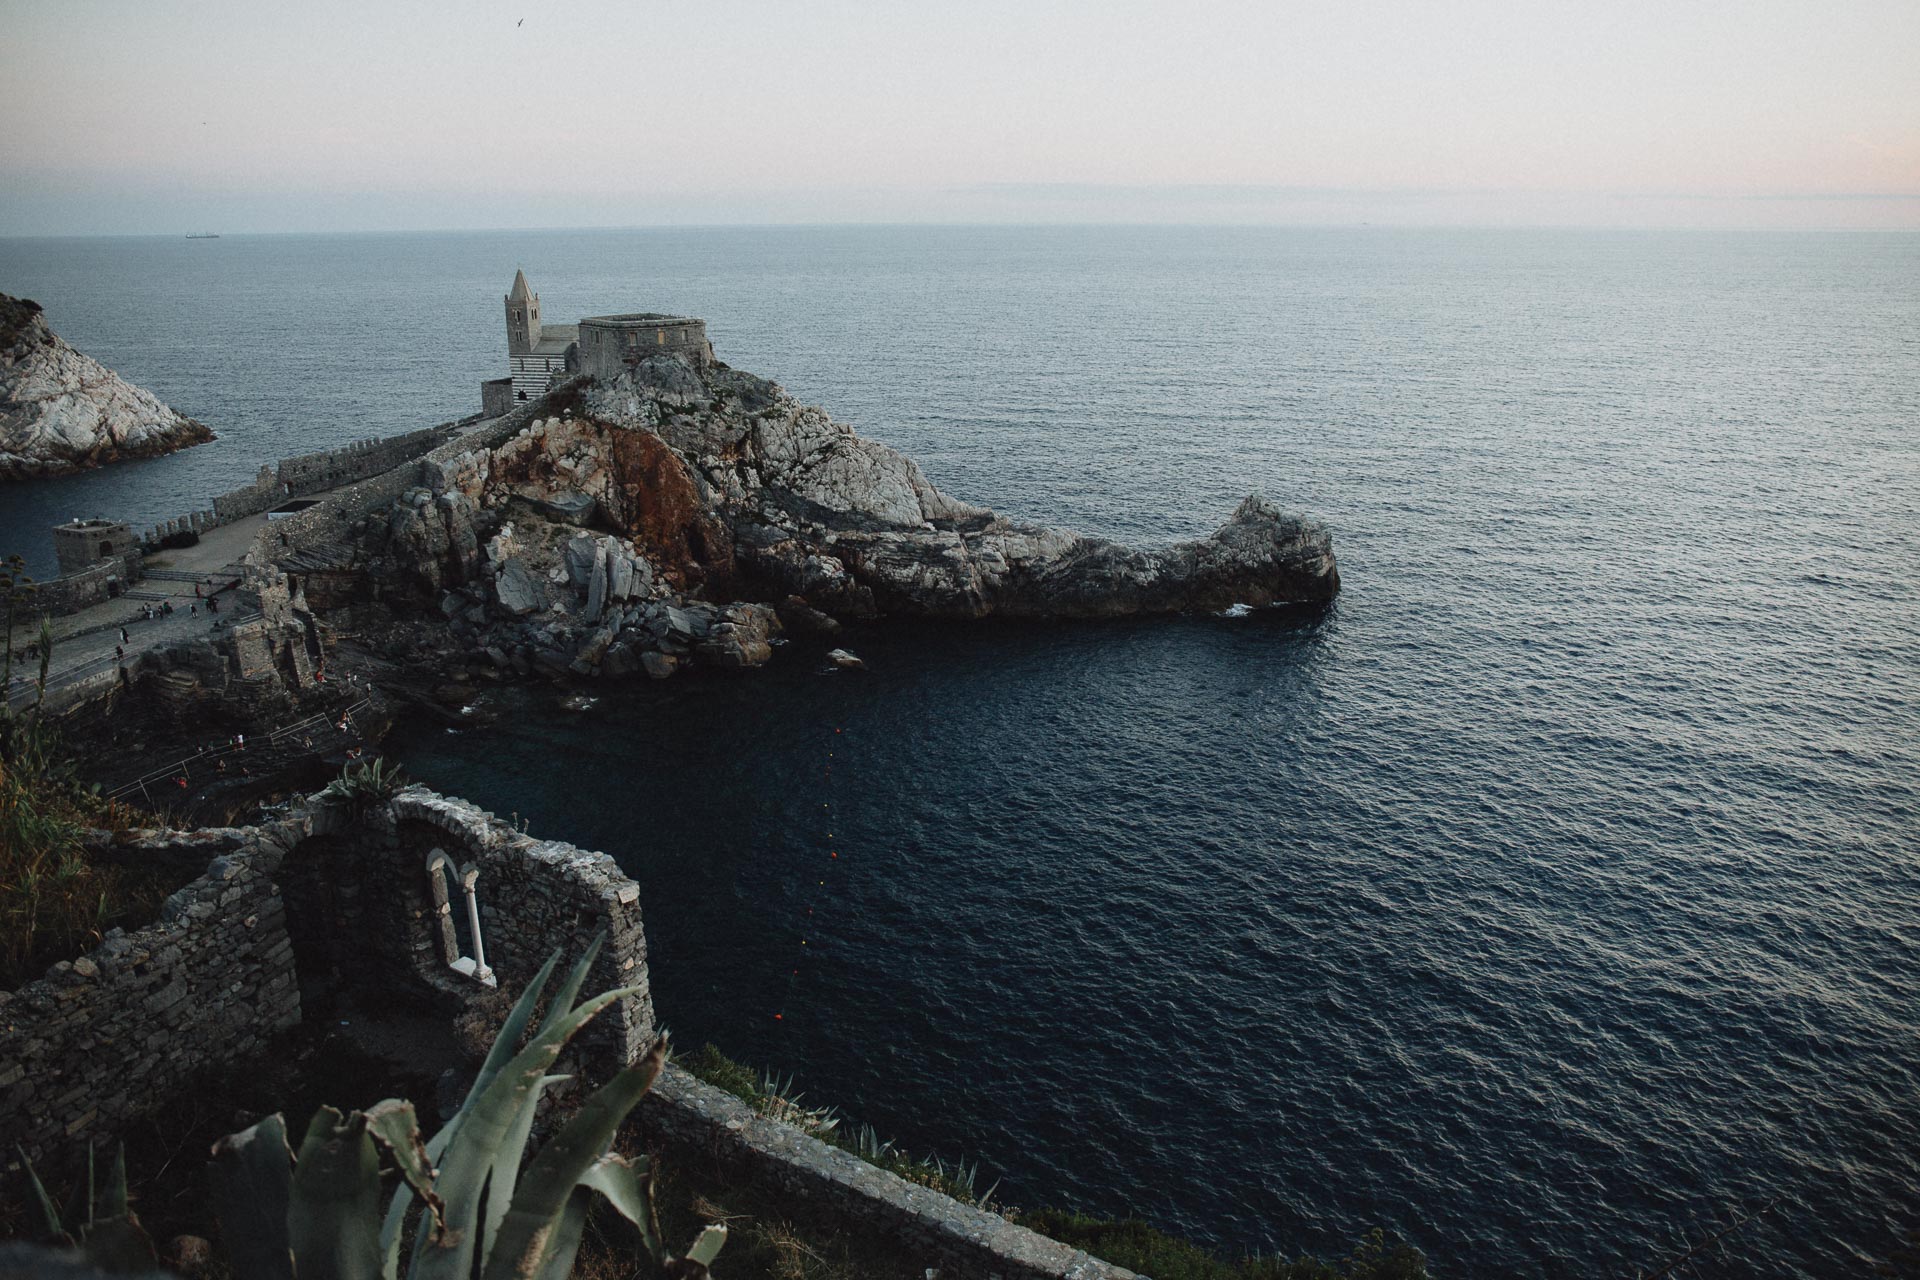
left=531, top=323, right=578, bottom=355
left=508, top=269, right=532, bottom=301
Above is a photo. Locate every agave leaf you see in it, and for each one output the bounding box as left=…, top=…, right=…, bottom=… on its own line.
left=366, top=1100, right=442, bottom=1231
left=209, top=1115, right=296, bottom=1280
left=77, top=1215, right=159, bottom=1274
left=529, top=1188, right=593, bottom=1280
left=289, top=1106, right=383, bottom=1280
left=479, top=1040, right=667, bottom=1280
left=390, top=947, right=565, bottom=1278
left=468, top=947, right=564, bottom=1111
left=482, top=1074, right=573, bottom=1255
left=537, top=933, right=606, bottom=1039
left=102, top=1143, right=128, bottom=1218
left=483, top=931, right=607, bottom=1250
left=16, top=1145, right=66, bottom=1241
left=576, top=1153, right=661, bottom=1263
left=685, top=1224, right=728, bottom=1268
left=409, top=987, right=642, bottom=1280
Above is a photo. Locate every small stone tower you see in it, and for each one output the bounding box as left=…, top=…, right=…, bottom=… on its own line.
left=505, top=269, right=541, bottom=356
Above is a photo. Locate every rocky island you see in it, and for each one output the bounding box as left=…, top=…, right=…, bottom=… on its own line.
left=0, top=292, right=213, bottom=478
left=353, top=350, right=1339, bottom=682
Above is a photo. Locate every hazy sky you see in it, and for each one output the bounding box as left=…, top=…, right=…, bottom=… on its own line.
left=2, top=0, right=1916, bottom=234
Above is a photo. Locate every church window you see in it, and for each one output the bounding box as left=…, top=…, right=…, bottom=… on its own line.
left=425, top=849, right=495, bottom=986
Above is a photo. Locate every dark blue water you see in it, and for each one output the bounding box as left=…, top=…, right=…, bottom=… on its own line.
left=3, top=228, right=1916, bottom=1276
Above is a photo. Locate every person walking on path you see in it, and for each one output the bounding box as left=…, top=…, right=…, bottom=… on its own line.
left=120, top=626, right=129, bottom=644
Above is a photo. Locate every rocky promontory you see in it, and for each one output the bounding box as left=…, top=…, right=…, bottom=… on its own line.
left=1, top=293, right=214, bottom=478
left=338, top=351, right=1337, bottom=681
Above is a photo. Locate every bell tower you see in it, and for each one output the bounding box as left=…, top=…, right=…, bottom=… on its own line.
left=505, top=268, right=541, bottom=356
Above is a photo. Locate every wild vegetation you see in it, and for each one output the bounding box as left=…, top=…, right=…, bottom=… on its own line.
left=678, top=1043, right=993, bottom=1205
left=0, top=555, right=156, bottom=988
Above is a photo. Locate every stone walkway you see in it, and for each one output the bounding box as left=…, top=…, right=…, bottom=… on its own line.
left=4, top=514, right=269, bottom=709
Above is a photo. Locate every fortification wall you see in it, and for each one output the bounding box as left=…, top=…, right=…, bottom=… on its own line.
left=26, top=551, right=143, bottom=618
left=207, top=425, right=459, bottom=526
left=243, top=386, right=579, bottom=575
left=578, top=317, right=712, bottom=381
left=0, top=822, right=306, bottom=1175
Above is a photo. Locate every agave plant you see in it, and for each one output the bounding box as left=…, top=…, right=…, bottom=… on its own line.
left=15, top=1141, right=159, bottom=1273
left=318, top=756, right=407, bottom=814
left=208, top=935, right=723, bottom=1280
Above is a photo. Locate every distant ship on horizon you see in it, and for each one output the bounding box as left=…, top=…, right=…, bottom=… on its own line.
left=185, top=233, right=220, bottom=239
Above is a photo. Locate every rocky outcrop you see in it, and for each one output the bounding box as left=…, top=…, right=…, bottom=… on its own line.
left=355, top=347, right=1336, bottom=682
left=0, top=294, right=214, bottom=478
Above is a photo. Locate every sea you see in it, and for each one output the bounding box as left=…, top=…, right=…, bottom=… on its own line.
left=1, top=226, right=1915, bottom=1277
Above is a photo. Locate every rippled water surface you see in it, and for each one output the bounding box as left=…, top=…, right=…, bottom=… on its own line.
left=3, top=228, right=1916, bottom=1275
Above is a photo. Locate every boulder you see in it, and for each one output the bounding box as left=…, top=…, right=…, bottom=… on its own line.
left=493, top=558, right=540, bottom=616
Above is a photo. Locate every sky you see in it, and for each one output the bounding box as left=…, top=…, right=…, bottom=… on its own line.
left=2, top=0, right=1917, bottom=234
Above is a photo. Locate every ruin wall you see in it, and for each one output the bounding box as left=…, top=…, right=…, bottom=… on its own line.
left=0, top=822, right=306, bottom=1176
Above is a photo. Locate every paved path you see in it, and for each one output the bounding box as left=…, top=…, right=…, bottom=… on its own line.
left=6, top=514, right=270, bottom=709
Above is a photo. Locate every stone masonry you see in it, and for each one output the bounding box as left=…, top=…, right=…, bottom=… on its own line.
left=0, top=822, right=306, bottom=1177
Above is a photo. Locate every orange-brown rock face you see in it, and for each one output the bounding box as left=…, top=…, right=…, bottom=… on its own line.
left=605, top=426, right=733, bottom=591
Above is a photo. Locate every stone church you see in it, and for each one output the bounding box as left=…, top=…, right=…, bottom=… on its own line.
left=481, top=271, right=714, bottom=416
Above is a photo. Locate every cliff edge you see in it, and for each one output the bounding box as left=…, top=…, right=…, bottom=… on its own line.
left=0, top=294, right=214, bottom=479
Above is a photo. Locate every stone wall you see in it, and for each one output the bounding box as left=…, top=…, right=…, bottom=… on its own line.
left=640, top=1068, right=1135, bottom=1280
left=578, top=316, right=712, bottom=380
left=0, top=783, right=653, bottom=1180
left=0, top=822, right=306, bottom=1176
left=207, top=425, right=459, bottom=526
left=243, top=384, right=580, bottom=574
left=387, top=788, right=654, bottom=1067
left=26, top=551, right=143, bottom=617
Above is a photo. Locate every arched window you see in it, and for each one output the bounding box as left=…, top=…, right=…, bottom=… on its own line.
left=425, top=849, right=495, bottom=986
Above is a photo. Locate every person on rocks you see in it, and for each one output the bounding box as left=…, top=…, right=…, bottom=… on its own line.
left=114, top=644, right=124, bottom=663
left=120, top=626, right=129, bottom=644
left=189, top=604, right=197, bottom=617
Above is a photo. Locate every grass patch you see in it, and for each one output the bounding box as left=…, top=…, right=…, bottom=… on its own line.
left=677, top=1042, right=991, bottom=1204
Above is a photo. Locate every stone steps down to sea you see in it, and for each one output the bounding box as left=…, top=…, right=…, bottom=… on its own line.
left=0, top=293, right=214, bottom=479
left=362, top=351, right=1339, bottom=679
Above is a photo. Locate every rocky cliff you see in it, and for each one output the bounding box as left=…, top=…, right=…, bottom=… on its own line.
left=356, top=352, right=1337, bottom=679
left=0, top=294, right=214, bottom=478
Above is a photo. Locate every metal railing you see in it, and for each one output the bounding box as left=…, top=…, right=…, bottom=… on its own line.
left=105, top=696, right=373, bottom=803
